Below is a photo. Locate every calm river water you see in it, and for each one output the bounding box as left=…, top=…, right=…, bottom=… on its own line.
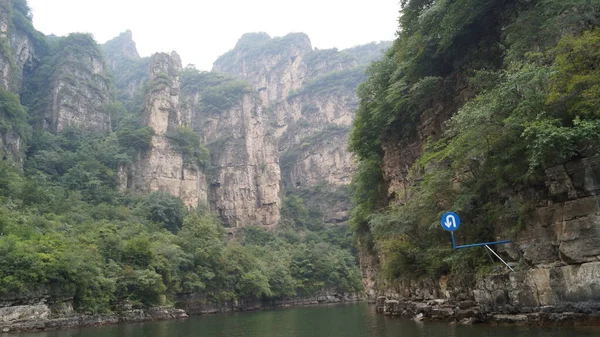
left=15, top=303, right=600, bottom=337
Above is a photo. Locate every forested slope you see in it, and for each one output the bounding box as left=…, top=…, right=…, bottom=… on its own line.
left=0, top=0, right=369, bottom=316
left=351, top=0, right=600, bottom=297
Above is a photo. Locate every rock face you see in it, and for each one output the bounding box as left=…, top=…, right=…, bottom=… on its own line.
left=108, top=32, right=389, bottom=228
left=102, top=30, right=140, bottom=69
left=0, top=296, right=188, bottom=333
left=364, top=124, right=600, bottom=320
left=214, top=33, right=388, bottom=224
left=0, top=0, right=35, bottom=92
left=177, top=291, right=362, bottom=315
left=102, top=30, right=149, bottom=106
left=121, top=52, right=207, bottom=207
left=213, top=32, right=314, bottom=104
left=0, top=129, right=23, bottom=163
left=179, top=71, right=280, bottom=227
left=43, top=35, right=111, bottom=133
left=0, top=0, right=36, bottom=164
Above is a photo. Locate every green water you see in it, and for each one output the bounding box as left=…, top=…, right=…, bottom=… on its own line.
left=15, top=303, right=600, bottom=337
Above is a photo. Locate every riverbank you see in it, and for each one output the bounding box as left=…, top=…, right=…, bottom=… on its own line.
left=0, top=293, right=362, bottom=333
left=177, top=292, right=362, bottom=315
left=0, top=306, right=188, bottom=333
left=375, top=296, right=600, bottom=326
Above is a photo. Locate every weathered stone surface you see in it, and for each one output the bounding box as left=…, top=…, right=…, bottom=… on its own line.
left=177, top=292, right=362, bottom=315
left=288, top=132, right=354, bottom=187
left=0, top=0, right=35, bottom=92
left=0, top=129, right=24, bottom=164
left=551, top=262, right=600, bottom=303
left=513, top=193, right=600, bottom=265
left=367, top=159, right=600, bottom=324
left=102, top=30, right=149, bottom=104
left=0, top=304, right=50, bottom=323
left=565, top=156, right=600, bottom=196
left=121, top=52, right=208, bottom=207
left=0, top=0, right=36, bottom=164
left=213, top=33, right=313, bottom=104
left=102, top=30, right=140, bottom=70
left=213, top=34, right=389, bottom=226
left=0, top=306, right=187, bottom=333
left=43, top=43, right=111, bottom=134
left=184, top=89, right=281, bottom=227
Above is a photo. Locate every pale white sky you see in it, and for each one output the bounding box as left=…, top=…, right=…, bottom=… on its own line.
left=27, top=0, right=400, bottom=70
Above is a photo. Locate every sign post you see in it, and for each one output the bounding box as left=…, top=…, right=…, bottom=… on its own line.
left=440, top=212, right=514, bottom=271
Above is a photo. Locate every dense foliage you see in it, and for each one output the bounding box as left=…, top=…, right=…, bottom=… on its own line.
left=0, top=89, right=30, bottom=140
left=165, top=125, right=210, bottom=168
left=0, top=2, right=363, bottom=313
left=350, top=0, right=600, bottom=281
left=180, top=67, right=253, bottom=114
left=0, top=124, right=361, bottom=312
left=288, top=67, right=368, bottom=100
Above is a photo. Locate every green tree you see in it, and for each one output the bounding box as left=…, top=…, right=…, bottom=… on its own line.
left=141, top=192, right=186, bottom=233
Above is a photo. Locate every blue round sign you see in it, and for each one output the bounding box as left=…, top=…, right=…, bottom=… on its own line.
left=440, top=212, right=461, bottom=232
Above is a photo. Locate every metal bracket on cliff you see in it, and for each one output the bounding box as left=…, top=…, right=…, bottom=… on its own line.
left=441, top=212, right=514, bottom=272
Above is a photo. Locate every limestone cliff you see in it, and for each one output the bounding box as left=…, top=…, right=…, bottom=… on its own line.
left=0, top=0, right=36, bottom=90
left=371, top=151, right=600, bottom=308
left=359, top=68, right=600, bottom=308
left=103, top=31, right=387, bottom=229
left=0, top=0, right=36, bottom=164
left=214, top=33, right=388, bottom=225
left=102, top=30, right=140, bottom=69
left=102, top=30, right=149, bottom=109
left=120, top=52, right=207, bottom=208
left=213, top=32, right=313, bottom=104
left=180, top=70, right=280, bottom=227
left=356, top=13, right=600, bottom=319
left=42, top=34, right=111, bottom=133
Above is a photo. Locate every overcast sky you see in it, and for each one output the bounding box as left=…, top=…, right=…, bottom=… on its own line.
left=27, top=0, right=400, bottom=70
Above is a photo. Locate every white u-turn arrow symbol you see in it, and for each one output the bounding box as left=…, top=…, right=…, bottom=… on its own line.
left=444, top=215, right=456, bottom=229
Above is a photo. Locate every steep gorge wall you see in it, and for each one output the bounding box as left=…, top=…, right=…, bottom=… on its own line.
left=356, top=1, right=600, bottom=322
left=43, top=42, right=111, bottom=134
left=214, top=33, right=387, bottom=225
left=0, top=0, right=35, bottom=164
left=120, top=52, right=207, bottom=208
left=181, top=77, right=280, bottom=228
left=360, top=87, right=600, bottom=321
left=102, top=30, right=149, bottom=108
left=0, top=0, right=34, bottom=91
left=100, top=31, right=386, bottom=229
left=105, top=32, right=282, bottom=226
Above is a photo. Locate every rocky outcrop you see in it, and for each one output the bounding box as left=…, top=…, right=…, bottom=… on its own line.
left=181, top=73, right=280, bottom=227
left=0, top=303, right=187, bottom=333
left=0, top=0, right=36, bottom=164
left=102, top=30, right=140, bottom=69
left=0, top=0, right=36, bottom=92
left=102, top=30, right=149, bottom=106
left=0, top=290, right=188, bottom=333
left=177, top=292, right=362, bottom=315
left=112, top=32, right=388, bottom=227
left=43, top=35, right=111, bottom=133
left=0, top=128, right=23, bottom=164
left=375, top=295, right=600, bottom=325
left=121, top=52, right=207, bottom=207
left=213, top=32, right=313, bottom=104
left=367, top=156, right=600, bottom=324
left=214, top=33, right=388, bottom=225
left=284, top=128, right=354, bottom=188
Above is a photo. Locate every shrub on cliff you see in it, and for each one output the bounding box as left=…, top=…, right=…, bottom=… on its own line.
left=350, top=0, right=600, bottom=281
